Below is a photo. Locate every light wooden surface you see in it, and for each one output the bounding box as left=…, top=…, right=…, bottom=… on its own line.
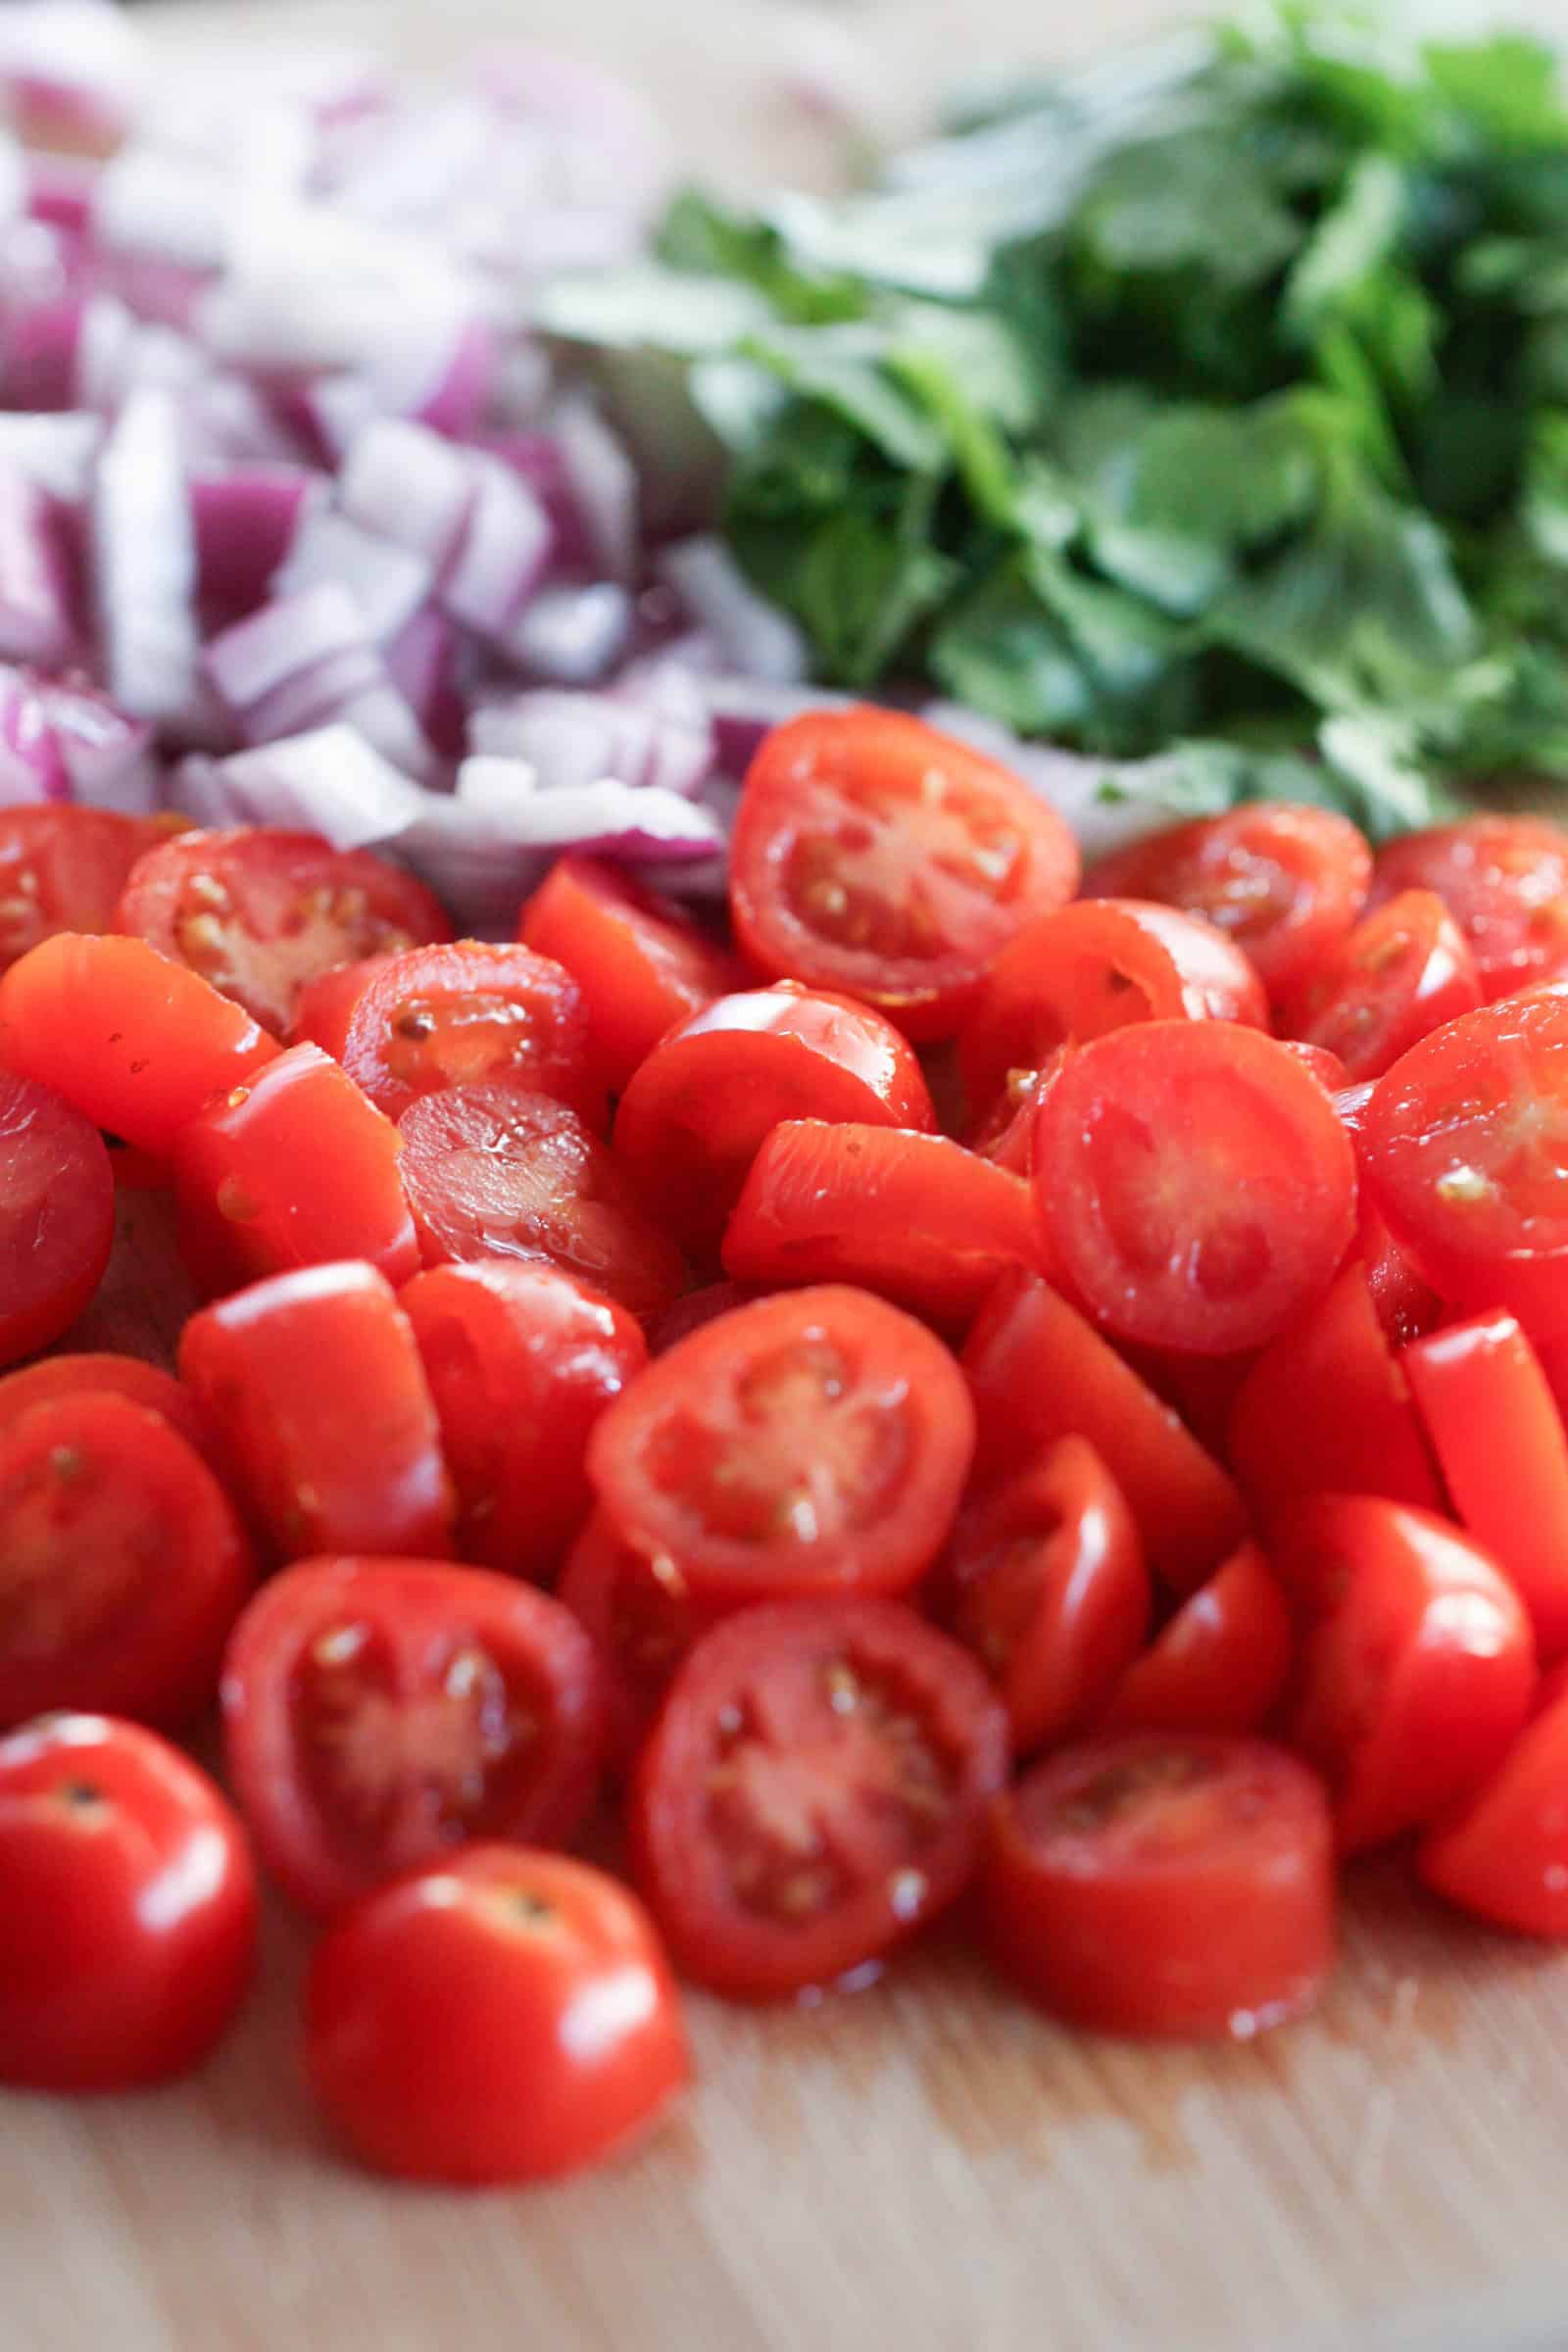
left=9, top=6, right=1568, bottom=2348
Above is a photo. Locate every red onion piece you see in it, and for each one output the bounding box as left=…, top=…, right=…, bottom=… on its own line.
left=191, top=724, right=427, bottom=850
left=0, top=463, right=74, bottom=667
left=469, top=686, right=711, bottom=800
left=38, top=677, right=158, bottom=814
left=660, top=536, right=807, bottom=685
left=337, top=417, right=473, bottom=573
left=90, top=387, right=199, bottom=723
left=192, top=465, right=323, bottom=626
left=271, top=507, right=432, bottom=645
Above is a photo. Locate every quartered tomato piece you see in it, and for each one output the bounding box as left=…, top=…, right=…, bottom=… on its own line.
left=558, top=1512, right=732, bottom=1768
left=116, top=826, right=453, bottom=1036
left=730, top=708, right=1080, bottom=1041
left=1102, top=1544, right=1294, bottom=1737
left=981, top=1733, right=1335, bottom=2037
left=0, top=806, right=180, bottom=974
left=330, top=942, right=600, bottom=1127
left=1370, top=814, right=1568, bottom=1002
left=0, top=1351, right=216, bottom=1463
left=1279, top=889, right=1483, bottom=1082
left=1419, top=1686, right=1568, bottom=1935
left=221, top=1555, right=606, bottom=1916
left=630, top=1597, right=1008, bottom=2000
left=399, top=1083, right=686, bottom=1325
left=0, top=1071, right=114, bottom=1366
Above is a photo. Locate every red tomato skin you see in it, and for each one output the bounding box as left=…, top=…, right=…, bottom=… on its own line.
left=0, top=1351, right=217, bottom=1464
left=172, top=1043, right=418, bottom=1298
left=0, top=1393, right=256, bottom=1731
left=1278, top=889, right=1484, bottom=1082
left=1101, top=1544, right=1294, bottom=1737
left=1370, top=815, right=1568, bottom=1002
left=290, top=953, right=396, bottom=1055
left=613, top=984, right=936, bottom=1259
left=520, top=853, right=739, bottom=1095
left=1115, top=1340, right=1259, bottom=1458
left=558, top=1512, right=734, bottom=1770
left=649, top=1281, right=760, bottom=1354
left=981, top=1733, right=1336, bottom=2038
left=0, top=807, right=183, bottom=974
left=1403, top=1311, right=1568, bottom=1663
left=1358, top=1205, right=1444, bottom=1349
left=221, top=1556, right=607, bottom=1917
left=722, top=1118, right=1040, bottom=1331
left=630, top=1596, right=1009, bottom=2001
left=336, top=941, right=601, bottom=1127
left=730, top=707, right=1081, bottom=1041
left=1276, top=1040, right=1351, bottom=1094
left=0, top=931, right=280, bottom=1154
left=400, top=1260, right=647, bottom=1580
left=0, top=1070, right=115, bottom=1365
left=178, top=1262, right=455, bottom=1564
left=1418, top=1688, right=1568, bottom=1935
left=304, top=1844, right=687, bottom=2183
left=1269, top=1496, right=1536, bottom=1853
left=0, top=1713, right=258, bottom=2090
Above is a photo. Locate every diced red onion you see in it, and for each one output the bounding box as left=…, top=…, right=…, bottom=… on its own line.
left=191, top=464, right=323, bottom=625
left=469, top=686, right=711, bottom=800
left=504, top=582, right=632, bottom=685
left=551, top=397, right=639, bottom=584
left=441, top=457, right=554, bottom=640
left=38, top=677, right=158, bottom=814
left=412, top=317, right=494, bottom=442
left=0, top=462, right=73, bottom=667
left=660, top=537, right=808, bottom=685
left=0, top=2, right=139, bottom=157
left=188, top=723, right=427, bottom=851
left=90, top=387, right=199, bottom=723
left=919, top=698, right=1178, bottom=858
left=271, top=507, right=432, bottom=645
left=0, top=662, right=64, bottom=802
left=337, top=416, right=474, bottom=572
left=700, top=673, right=853, bottom=776
left=93, top=149, right=231, bottom=274
left=0, top=412, right=97, bottom=502
left=2, top=296, right=84, bottom=413
left=385, top=605, right=470, bottom=760
left=25, top=155, right=94, bottom=239
left=458, top=755, right=726, bottom=860
left=207, top=579, right=368, bottom=713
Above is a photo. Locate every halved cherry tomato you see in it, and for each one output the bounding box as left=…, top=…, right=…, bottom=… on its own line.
left=400, top=1260, right=646, bottom=1580
left=630, top=1596, right=1007, bottom=2000
left=221, top=1555, right=606, bottom=1916
left=962, top=1272, right=1247, bottom=1592
left=1404, top=1311, right=1568, bottom=1663
left=290, top=952, right=395, bottom=1052
left=0, top=1714, right=257, bottom=2090
left=1276, top=1040, right=1352, bottom=1093
left=981, top=1733, right=1335, bottom=2037
left=328, top=941, right=600, bottom=1127
left=305, top=1844, right=687, bottom=2182
left=0, top=1392, right=254, bottom=1729
left=398, top=1083, right=686, bottom=1326
left=1116, top=1340, right=1258, bottom=1459
left=1358, top=1203, right=1444, bottom=1348
left=520, top=853, right=739, bottom=1095
left=588, top=1286, right=974, bottom=1602
left=1279, top=889, right=1484, bottom=1082
left=179, top=1262, right=454, bottom=1563
left=1369, top=814, right=1568, bottom=1002
left=1226, top=1262, right=1445, bottom=1525
left=0, top=1350, right=216, bottom=1463
left=0, top=1071, right=114, bottom=1366
left=116, top=826, right=453, bottom=1036
left=1102, top=1544, right=1293, bottom=1736
left=1269, top=1496, right=1536, bottom=1852
left=613, top=984, right=934, bottom=1261
left=956, top=898, right=1267, bottom=1139
left=1032, top=1022, right=1357, bottom=1356
left=971, top=1064, right=1054, bottom=1175
left=1419, top=1685, right=1568, bottom=1935
left=0, top=806, right=181, bottom=974
left=730, top=708, right=1080, bottom=1041
left=723, top=1120, right=1039, bottom=1331
left=0, top=932, right=280, bottom=1153
left=1084, top=803, right=1371, bottom=1002
left=558, top=1511, right=732, bottom=1768
left=172, top=1042, right=417, bottom=1298
left=937, top=1437, right=1149, bottom=1757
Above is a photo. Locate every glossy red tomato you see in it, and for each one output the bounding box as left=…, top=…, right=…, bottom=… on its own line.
left=290, top=951, right=395, bottom=1051
left=981, top=1733, right=1335, bottom=2037
left=305, top=1844, right=687, bottom=2182
left=1276, top=1040, right=1352, bottom=1094
left=1269, top=1496, right=1536, bottom=1852
left=1418, top=1685, right=1568, bottom=1934
left=116, top=825, right=453, bottom=1036
left=221, top=1556, right=607, bottom=1917
left=588, top=1286, right=974, bottom=1601
left=178, top=1261, right=454, bottom=1564
left=649, top=1280, right=760, bottom=1354
left=1102, top=1544, right=1294, bottom=1737
left=0, top=806, right=182, bottom=974
left=0, top=1713, right=258, bottom=2089
left=1358, top=1203, right=1444, bottom=1348
left=0, top=1392, right=254, bottom=1729
left=1033, top=1022, right=1357, bottom=1357
left=0, top=1350, right=217, bottom=1463
left=0, top=932, right=280, bottom=1153
left=631, top=1596, right=1007, bottom=1999
left=558, top=1512, right=733, bottom=1769
left=962, top=1272, right=1247, bottom=1592
left=400, top=1260, right=647, bottom=1579
left=730, top=708, right=1080, bottom=1040
left=398, top=1082, right=686, bottom=1326
left=520, top=853, right=739, bottom=1095
left=614, top=984, right=935, bottom=1259
left=172, top=1042, right=418, bottom=1297
left=938, top=1437, right=1149, bottom=1756
left=1279, top=889, right=1484, bottom=1082
left=723, top=1120, right=1040, bottom=1331
left=326, top=941, right=600, bottom=1126
left=1115, top=1339, right=1259, bottom=1460
left=0, top=1070, right=115, bottom=1366
left=1084, top=803, right=1371, bottom=1002
left=1370, top=814, right=1568, bottom=1002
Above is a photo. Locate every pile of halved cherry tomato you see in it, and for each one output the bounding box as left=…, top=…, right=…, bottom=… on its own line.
left=6, top=709, right=1568, bottom=2184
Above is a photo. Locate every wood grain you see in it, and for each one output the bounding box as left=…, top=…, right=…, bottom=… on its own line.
left=8, top=6, right=1568, bottom=2347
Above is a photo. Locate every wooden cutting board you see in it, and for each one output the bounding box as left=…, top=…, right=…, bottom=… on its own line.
left=8, top=8, right=1568, bottom=2347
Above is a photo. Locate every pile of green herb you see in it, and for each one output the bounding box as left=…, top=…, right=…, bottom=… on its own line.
left=541, top=7, right=1568, bottom=834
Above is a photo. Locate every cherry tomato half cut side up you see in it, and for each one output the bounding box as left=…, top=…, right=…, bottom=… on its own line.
left=1101, top=1544, right=1294, bottom=1737
left=1033, top=1022, right=1357, bottom=1357
left=0, top=1714, right=258, bottom=2091
left=558, top=1511, right=733, bottom=1770
left=179, top=1262, right=454, bottom=1565
left=0, top=1071, right=114, bottom=1366
left=0, top=806, right=180, bottom=975
left=172, top=1042, right=418, bottom=1298
left=0, top=1393, right=255, bottom=1730
left=221, top=1556, right=606, bottom=1917
left=1370, top=815, right=1568, bottom=1003
left=588, top=1286, right=975, bottom=1603
left=630, top=1597, right=1008, bottom=2001
left=1269, top=1496, right=1536, bottom=1853
left=115, top=825, right=453, bottom=1036
left=400, top=1260, right=647, bottom=1581
left=723, top=1120, right=1040, bottom=1332
left=0, top=1351, right=216, bottom=1464
left=1084, top=803, right=1372, bottom=1003
left=336, top=941, right=600, bottom=1127
left=1418, top=1685, right=1568, bottom=1936
left=981, top=1734, right=1335, bottom=2038
left=304, top=1845, right=686, bottom=2183
left=729, top=707, right=1081, bottom=1041
left=0, top=932, right=279, bottom=1154
left=1279, top=889, right=1483, bottom=1083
